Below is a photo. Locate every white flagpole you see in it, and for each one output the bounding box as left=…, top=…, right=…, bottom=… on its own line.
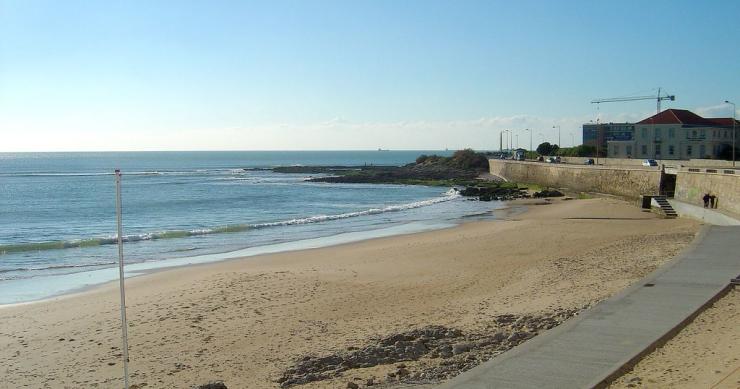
left=115, top=169, right=130, bottom=389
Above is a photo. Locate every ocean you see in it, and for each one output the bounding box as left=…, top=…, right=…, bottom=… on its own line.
left=0, top=151, right=501, bottom=304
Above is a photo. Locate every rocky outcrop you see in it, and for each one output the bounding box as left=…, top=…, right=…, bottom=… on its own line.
left=533, top=189, right=564, bottom=198
left=277, top=309, right=581, bottom=387
left=458, top=186, right=529, bottom=201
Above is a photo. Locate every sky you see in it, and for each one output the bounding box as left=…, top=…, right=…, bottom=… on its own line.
left=1, top=0, right=739, bottom=151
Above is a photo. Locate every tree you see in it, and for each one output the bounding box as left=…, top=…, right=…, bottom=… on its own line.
left=536, top=142, right=555, bottom=156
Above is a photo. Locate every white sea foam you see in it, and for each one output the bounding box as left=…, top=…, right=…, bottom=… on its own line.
left=0, top=189, right=461, bottom=255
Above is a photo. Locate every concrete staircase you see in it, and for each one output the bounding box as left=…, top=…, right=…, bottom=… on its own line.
left=653, top=195, right=678, bottom=218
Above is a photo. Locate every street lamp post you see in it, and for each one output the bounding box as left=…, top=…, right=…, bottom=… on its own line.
left=553, top=125, right=561, bottom=147
left=726, top=100, right=736, bottom=167
left=501, top=130, right=510, bottom=152
left=515, top=134, right=519, bottom=149
left=524, top=128, right=532, bottom=152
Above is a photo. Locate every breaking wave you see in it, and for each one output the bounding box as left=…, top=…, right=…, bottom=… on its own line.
left=0, top=189, right=460, bottom=256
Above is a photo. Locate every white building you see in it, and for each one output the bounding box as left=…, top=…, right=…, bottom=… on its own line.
left=607, top=109, right=737, bottom=160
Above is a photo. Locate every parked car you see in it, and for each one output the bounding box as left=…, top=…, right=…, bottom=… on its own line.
left=642, top=159, right=658, bottom=167
left=545, top=156, right=561, bottom=163
left=584, top=158, right=594, bottom=165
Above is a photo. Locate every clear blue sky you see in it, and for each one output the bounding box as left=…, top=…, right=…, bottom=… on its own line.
left=1, top=0, right=738, bottom=151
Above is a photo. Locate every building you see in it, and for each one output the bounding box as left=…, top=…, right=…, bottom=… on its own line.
left=581, top=109, right=736, bottom=160
left=582, top=122, right=635, bottom=149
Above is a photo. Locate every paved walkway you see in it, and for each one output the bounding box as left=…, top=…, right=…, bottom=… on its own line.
left=437, top=225, right=740, bottom=389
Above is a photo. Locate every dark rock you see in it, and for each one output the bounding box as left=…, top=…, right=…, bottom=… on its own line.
left=346, top=382, right=359, bottom=389
left=452, top=343, right=472, bottom=355
left=192, top=382, right=227, bottom=389
left=277, top=310, right=582, bottom=387
left=533, top=189, right=564, bottom=198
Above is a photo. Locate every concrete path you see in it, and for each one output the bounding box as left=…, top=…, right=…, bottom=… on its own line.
left=668, top=199, right=740, bottom=226
left=436, top=226, right=740, bottom=389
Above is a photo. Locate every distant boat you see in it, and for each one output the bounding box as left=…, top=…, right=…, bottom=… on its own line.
left=377, top=148, right=389, bottom=152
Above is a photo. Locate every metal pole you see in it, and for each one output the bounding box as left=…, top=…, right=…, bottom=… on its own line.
left=726, top=101, right=736, bottom=167
left=553, top=125, right=561, bottom=146
left=596, top=124, right=600, bottom=165
left=115, top=170, right=130, bottom=389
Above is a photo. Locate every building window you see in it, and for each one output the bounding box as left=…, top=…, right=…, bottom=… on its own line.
left=642, top=128, right=648, bottom=138
left=669, top=145, right=675, bottom=155
left=700, top=129, right=706, bottom=138
left=655, top=145, right=661, bottom=156
left=626, top=145, right=632, bottom=156
left=641, top=145, right=648, bottom=155
left=655, top=128, right=662, bottom=138
left=700, top=144, right=706, bottom=158
left=687, top=145, right=693, bottom=156
left=669, top=128, right=675, bottom=138
left=692, top=130, right=697, bottom=138
left=713, top=130, right=718, bottom=138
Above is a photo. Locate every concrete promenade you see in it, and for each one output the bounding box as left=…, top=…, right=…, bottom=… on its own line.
left=437, top=225, right=740, bottom=389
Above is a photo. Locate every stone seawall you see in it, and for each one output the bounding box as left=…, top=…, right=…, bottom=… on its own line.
left=488, top=160, right=662, bottom=199
left=557, top=157, right=734, bottom=168
left=674, top=168, right=740, bottom=216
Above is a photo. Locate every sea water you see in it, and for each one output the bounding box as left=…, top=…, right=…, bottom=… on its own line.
left=0, top=151, right=501, bottom=304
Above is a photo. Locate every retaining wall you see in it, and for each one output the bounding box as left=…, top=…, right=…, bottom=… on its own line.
left=557, top=157, right=734, bottom=168
left=674, top=168, right=740, bottom=216
left=489, top=160, right=662, bottom=199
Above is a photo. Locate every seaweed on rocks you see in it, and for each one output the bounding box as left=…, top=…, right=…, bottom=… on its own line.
left=276, top=309, right=581, bottom=388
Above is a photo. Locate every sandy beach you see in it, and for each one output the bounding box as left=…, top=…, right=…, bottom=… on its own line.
left=610, top=287, right=739, bottom=389
left=0, top=197, right=701, bottom=388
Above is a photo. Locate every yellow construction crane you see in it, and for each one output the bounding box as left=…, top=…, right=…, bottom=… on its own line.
left=591, top=88, right=676, bottom=114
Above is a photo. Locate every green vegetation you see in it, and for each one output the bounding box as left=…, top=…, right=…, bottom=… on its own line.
left=536, top=142, right=560, bottom=156
left=533, top=143, right=601, bottom=158
left=415, top=149, right=489, bottom=171
left=555, top=145, right=598, bottom=157
left=518, top=182, right=544, bottom=192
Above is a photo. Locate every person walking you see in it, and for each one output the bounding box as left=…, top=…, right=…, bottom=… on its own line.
left=702, top=193, right=710, bottom=208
